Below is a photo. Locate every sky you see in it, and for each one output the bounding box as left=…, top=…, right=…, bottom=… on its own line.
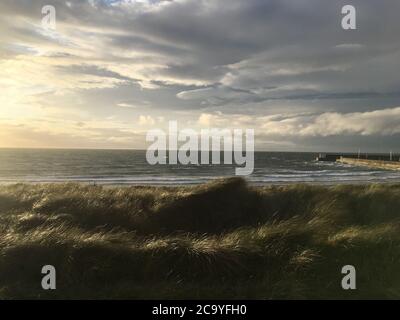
left=1, top=0, right=400, bottom=152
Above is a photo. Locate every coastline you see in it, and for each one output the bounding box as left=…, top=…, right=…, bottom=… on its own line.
left=2, top=177, right=400, bottom=187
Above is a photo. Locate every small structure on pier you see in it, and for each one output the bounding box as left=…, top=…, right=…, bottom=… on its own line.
left=316, top=153, right=341, bottom=162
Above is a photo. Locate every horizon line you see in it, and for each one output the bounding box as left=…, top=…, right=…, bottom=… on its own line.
left=0, top=147, right=398, bottom=155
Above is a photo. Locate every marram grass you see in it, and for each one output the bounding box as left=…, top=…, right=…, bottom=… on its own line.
left=0, top=178, right=399, bottom=299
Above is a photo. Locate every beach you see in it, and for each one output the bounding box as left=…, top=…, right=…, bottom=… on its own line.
left=1, top=177, right=399, bottom=299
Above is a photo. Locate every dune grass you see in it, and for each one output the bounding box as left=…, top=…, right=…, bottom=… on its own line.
left=0, top=177, right=399, bottom=299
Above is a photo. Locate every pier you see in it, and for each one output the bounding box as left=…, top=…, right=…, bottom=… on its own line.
left=337, top=157, right=400, bottom=171
left=316, top=153, right=400, bottom=171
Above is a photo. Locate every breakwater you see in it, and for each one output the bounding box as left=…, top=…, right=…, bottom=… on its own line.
left=338, top=157, right=400, bottom=171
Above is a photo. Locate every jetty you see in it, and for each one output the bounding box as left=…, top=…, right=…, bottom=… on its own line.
left=316, top=153, right=400, bottom=171
left=337, top=157, right=400, bottom=170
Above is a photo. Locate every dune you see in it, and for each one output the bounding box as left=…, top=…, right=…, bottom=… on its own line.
left=0, top=177, right=399, bottom=299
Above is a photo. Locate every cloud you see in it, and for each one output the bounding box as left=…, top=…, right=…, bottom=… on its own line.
left=138, top=115, right=156, bottom=126
left=193, top=107, right=400, bottom=138
left=198, top=113, right=220, bottom=126
left=57, top=64, right=136, bottom=82
left=260, top=107, right=400, bottom=137
left=1, top=0, right=400, bottom=150
left=3, top=0, right=400, bottom=97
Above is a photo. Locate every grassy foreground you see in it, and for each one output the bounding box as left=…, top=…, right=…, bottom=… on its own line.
left=0, top=178, right=399, bottom=299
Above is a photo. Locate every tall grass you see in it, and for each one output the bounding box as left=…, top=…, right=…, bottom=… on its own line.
left=0, top=178, right=399, bottom=299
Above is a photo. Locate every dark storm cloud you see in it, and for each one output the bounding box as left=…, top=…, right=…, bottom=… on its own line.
left=2, top=0, right=400, bottom=100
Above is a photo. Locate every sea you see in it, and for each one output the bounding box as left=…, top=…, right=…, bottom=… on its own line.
left=0, top=149, right=399, bottom=186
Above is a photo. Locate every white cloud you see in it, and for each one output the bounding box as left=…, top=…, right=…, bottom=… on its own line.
left=195, top=107, right=400, bottom=138
left=261, top=107, right=400, bottom=137
left=138, top=115, right=156, bottom=126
